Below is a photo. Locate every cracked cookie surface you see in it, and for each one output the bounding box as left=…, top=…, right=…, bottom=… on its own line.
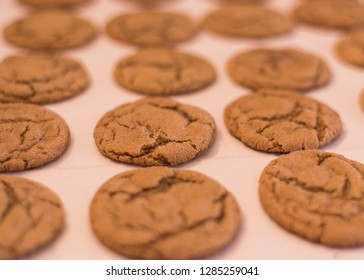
left=0, top=55, right=89, bottom=104
left=228, top=48, right=330, bottom=91
left=203, top=6, right=292, bottom=38
left=259, top=150, right=364, bottom=247
left=336, top=28, right=364, bottom=67
left=90, top=167, right=241, bottom=259
left=4, top=10, right=96, bottom=50
left=106, top=12, right=195, bottom=47
left=0, top=175, right=64, bottom=259
left=94, top=97, right=216, bottom=166
left=114, top=50, right=215, bottom=96
left=18, top=0, right=91, bottom=7
left=0, top=103, right=70, bottom=171
left=224, top=89, right=342, bottom=153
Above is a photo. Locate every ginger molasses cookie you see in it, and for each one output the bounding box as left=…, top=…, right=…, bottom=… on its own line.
left=94, top=98, right=216, bottom=166
left=0, top=175, right=64, bottom=259
left=336, top=28, right=364, bottom=67
left=18, top=0, right=91, bottom=7
left=0, top=103, right=70, bottom=172
left=224, top=89, right=342, bottom=153
left=90, top=167, right=241, bottom=259
left=0, top=55, right=89, bottom=104
left=106, top=12, right=195, bottom=47
left=259, top=150, right=364, bottom=247
left=204, top=6, right=292, bottom=38
left=114, top=49, right=215, bottom=96
left=228, top=48, right=330, bottom=91
left=4, top=10, right=96, bottom=50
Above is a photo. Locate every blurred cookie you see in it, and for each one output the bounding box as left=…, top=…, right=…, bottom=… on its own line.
left=224, top=89, right=342, bottom=153
left=360, top=90, right=364, bottom=112
left=336, top=28, right=364, bottom=67
left=18, top=0, right=91, bottom=7
left=0, top=55, right=89, bottom=104
left=228, top=48, right=330, bottom=91
left=90, top=167, right=241, bottom=259
left=259, top=150, right=364, bottom=247
left=94, top=97, right=216, bottom=166
left=0, top=175, right=64, bottom=259
left=114, top=49, right=215, bottom=96
left=0, top=103, right=70, bottom=171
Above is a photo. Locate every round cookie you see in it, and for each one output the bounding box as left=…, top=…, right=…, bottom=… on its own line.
left=336, top=29, right=364, bottom=67
left=228, top=48, right=330, bottom=91
left=18, top=0, right=91, bottom=7
left=224, top=89, right=342, bottom=153
left=0, top=55, right=89, bottom=104
left=0, top=103, right=70, bottom=172
left=90, top=167, right=241, bottom=259
left=106, top=12, right=195, bottom=47
left=114, top=50, right=216, bottom=96
left=4, top=10, right=96, bottom=50
left=94, top=97, right=216, bottom=166
left=0, top=175, right=64, bottom=259
left=259, top=150, right=364, bottom=247
left=203, top=6, right=293, bottom=38
left=294, top=0, right=364, bottom=29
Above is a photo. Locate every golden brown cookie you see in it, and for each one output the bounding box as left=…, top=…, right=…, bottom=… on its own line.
left=259, top=150, right=364, bottom=247
left=114, top=49, right=215, bottom=96
left=0, top=55, right=89, bottom=104
left=94, top=97, right=216, bottom=166
left=18, top=0, right=91, bottom=7
left=4, top=10, right=96, bottom=50
left=228, top=48, right=330, bottom=91
left=224, top=89, right=342, bottom=153
left=90, top=167, right=241, bottom=259
left=336, top=28, right=364, bottom=67
left=106, top=12, right=195, bottom=47
left=0, top=175, right=64, bottom=259
left=203, top=6, right=293, bottom=38
left=0, top=103, right=70, bottom=172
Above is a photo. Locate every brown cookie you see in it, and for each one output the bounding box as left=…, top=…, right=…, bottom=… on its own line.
left=336, top=28, right=364, bottom=67
left=0, top=103, right=70, bottom=171
left=18, top=0, right=91, bottom=7
left=4, top=10, right=96, bottom=50
left=106, top=12, right=195, bottom=47
left=228, top=48, right=330, bottom=91
left=90, top=167, right=241, bottom=259
left=203, top=6, right=293, bottom=38
left=0, top=175, right=64, bottom=259
left=360, top=90, right=364, bottom=112
left=114, top=49, right=216, bottom=96
left=94, top=97, right=216, bottom=166
left=224, top=89, right=342, bottom=153
left=0, top=55, right=89, bottom=104
left=294, top=0, right=364, bottom=29
left=259, top=150, right=364, bottom=247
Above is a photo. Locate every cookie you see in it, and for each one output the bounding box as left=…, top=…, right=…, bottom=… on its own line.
left=360, top=90, right=364, bottom=112
left=0, top=103, right=70, bottom=172
left=90, top=167, right=241, bottom=259
left=228, top=48, right=330, bottom=91
left=259, top=150, right=364, bottom=247
left=0, top=55, right=89, bottom=104
left=106, top=12, right=195, bottom=47
left=0, top=175, right=64, bottom=259
left=336, top=28, right=364, bottom=67
left=203, top=6, right=292, bottom=38
left=18, top=0, right=91, bottom=7
left=114, top=49, right=215, bottom=96
left=4, top=10, right=96, bottom=50
left=94, top=97, right=216, bottom=166
left=294, top=0, right=364, bottom=29
left=224, top=89, right=342, bottom=153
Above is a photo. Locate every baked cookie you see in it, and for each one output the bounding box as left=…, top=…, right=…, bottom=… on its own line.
left=90, top=167, right=241, bottom=259
left=106, top=12, right=195, bottom=47
left=94, top=97, right=216, bottom=166
left=294, top=0, right=364, bottom=29
left=228, top=48, right=330, bottom=91
left=0, top=55, right=89, bottom=104
left=0, top=103, right=70, bottom=171
left=4, top=10, right=96, bottom=50
left=224, top=89, right=342, bottom=153
left=259, top=150, right=364, bottom=247
left=0, top=175, right=64, bottom=259
left=114, top=49, right=215, bottom=96
left=18, top=0, right=91, bottom=7
left=360, top=90, right=364, bottom=112
left=336, top=28, right=364, bottom=67
left=203, top=6, right=292, bottom=38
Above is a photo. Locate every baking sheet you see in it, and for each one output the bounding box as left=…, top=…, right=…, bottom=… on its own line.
left=1, top=0, right=364, bottom=260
